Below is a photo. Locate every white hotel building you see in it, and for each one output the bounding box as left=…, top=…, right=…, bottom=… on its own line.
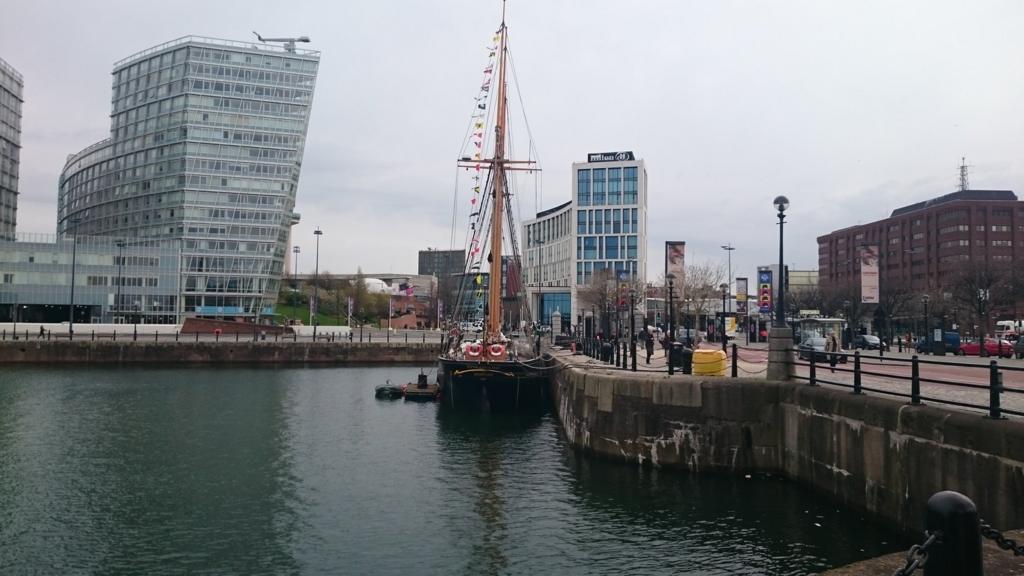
left=522, top=151, right=648, bottom=331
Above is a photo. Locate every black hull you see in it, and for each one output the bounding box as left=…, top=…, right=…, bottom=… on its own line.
left=437, top=357, right=548, bottom=412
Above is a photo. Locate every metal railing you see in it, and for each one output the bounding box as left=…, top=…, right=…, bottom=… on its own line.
left=786, top=348, right=1022, bottom=419
left=0, top=328, right=444, bottom=345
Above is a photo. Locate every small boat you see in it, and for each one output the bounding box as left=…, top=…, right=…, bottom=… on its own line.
left=375, top=380, right=404, bottom=400
left=403, top=373, right=440, bottom=402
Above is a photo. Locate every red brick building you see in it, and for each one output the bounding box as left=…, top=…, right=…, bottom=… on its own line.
left=818, top=189, right=1023, bottom=305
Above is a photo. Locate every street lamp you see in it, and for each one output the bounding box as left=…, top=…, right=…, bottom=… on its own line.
left=313, top=227, right=322, bottom=340
left=720, top=282, right=729, bottom=351
left=721, top=243, right=735, bottom=313
left=666, top=273, right=676, bottom=375
left=773, top=196, right=789, bottom=328
left=68, top=218, right=81, bottom=338
left=629, top=287, right=637, bottom=372
left=684, top=298, right=693, bottom=347
left=115, top=239, right=126, bottom=323
left=922, top=294, right=930, bottom=353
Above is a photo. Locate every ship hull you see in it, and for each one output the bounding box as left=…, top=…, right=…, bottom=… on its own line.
left=437, top=357, right=548, bottom=412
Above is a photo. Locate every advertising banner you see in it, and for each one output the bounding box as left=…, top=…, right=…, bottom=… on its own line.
left=757, top=270, right=773, bottom=314
left=665, top=241, right=686, bottom=299
left=736, top=277, right=748, bottom=303
left=860, top=245, right=879, bottom=304
left=736, top=300, right=748, bottom=315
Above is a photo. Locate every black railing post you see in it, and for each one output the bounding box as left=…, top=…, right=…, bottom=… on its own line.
left=195, top=331, right=199, bottom=342
left=175, top=331, right=179, bottom=342
left=923, top=491, right=983, bottom=576
left=113, top=330, right=117, bottom=341
left=809, top=353, right=817, bottom=386
left=405, top=332, right=408, bottom=343
left=155, top=331, right=158, bottom=342
left=422, top=332, right=425, bottom=343
left=988, top=360, right=1004, bottom=420
left=911, top=355, right=921, bottom=405
left=622, top=341, right=628, bottom=369
left=731, top=343, right=738, bottom=378
left=91, top=330, right=95, bottom=341
left=853, top=350, right=862, bottom=395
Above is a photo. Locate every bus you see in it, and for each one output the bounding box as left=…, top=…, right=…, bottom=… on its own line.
left=794, top=317, right=846, bottom=344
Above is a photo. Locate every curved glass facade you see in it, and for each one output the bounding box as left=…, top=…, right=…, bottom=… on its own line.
left=58, top=37, right=319, bottom=317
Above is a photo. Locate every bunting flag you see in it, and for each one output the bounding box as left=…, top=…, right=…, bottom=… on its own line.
left=473, top=153, right=481, bottom=160
left=475, top=275, right=483, bottom=285
left=473, top=186, right=480, bottom=193
left=474, top=141, right=482, bottom=148
left=488, top=51, right=495, bottom=57
left=478, top=103, right=486, bottom=110
left=483, top=65, right=493, bottom=74
left=471, top=197, right=477, bottom=205
left=474, top=122, right=483, bottom=129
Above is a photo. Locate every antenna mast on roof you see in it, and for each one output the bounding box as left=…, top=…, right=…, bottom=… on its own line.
left=958, top=157, right=970, bottom=192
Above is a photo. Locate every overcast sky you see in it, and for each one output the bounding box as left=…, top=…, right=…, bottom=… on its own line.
left=3, top=0, right=1022, bottom=284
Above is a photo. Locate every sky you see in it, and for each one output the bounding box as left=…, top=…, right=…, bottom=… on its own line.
left=3, top=0, right=1023, bottom=284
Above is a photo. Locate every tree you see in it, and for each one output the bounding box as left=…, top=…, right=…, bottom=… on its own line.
left=877, top=279, right=914, bottom=341
left=949, top=260, right=1014, bottom=340
left=680, top=260, right=726, bottom=335
left=577, top=269, right=646, bottom=337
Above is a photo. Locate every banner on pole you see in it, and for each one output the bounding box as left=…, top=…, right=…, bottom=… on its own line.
left=860, top=245, right=879, bottom=304
left=665, top=241, right=685, bottom=299
left=736, top=277, right=748, bottom=303
left=757, top=270, right=773, bottom=314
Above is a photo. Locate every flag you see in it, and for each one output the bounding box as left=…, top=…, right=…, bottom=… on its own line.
left=477, top=103, right=486, bottom=110
left=483, top=65, right=493, bottom=74
left=474, top=122, right=483, bottom=129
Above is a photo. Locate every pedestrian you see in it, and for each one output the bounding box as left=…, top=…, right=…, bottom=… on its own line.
left=38, top=325, right=44, bottom=339
left=644, top=329, right=654, bottom=364
left=825, top=331, right=840, bottom=373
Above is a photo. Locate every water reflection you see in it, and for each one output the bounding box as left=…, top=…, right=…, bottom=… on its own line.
left=0, top=366, right=301, bottom=574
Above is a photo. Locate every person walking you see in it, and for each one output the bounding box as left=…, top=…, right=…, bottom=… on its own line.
left=825, top=331, right=840, bottom=373
left=644, top=329, right=654, bottom=364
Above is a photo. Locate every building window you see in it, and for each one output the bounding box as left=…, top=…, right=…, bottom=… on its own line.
left=592, top=169, right=606, bottom=205
left=577, top=210, right=586, bottom=234
left=912, top=232, right=924, bottom=240
left=577, top=170, right=590, bottom=206
left=991, top=225, right=1011, bottom=232
left=992, top=208, right=1011, bottom=217
left=605, top=236, right=619, bottom=259
left=991, top=240, right=1012, bottom=247
left=627, top=235, right=638, bottom=258
left=583, top=236, right=597, bottom=260
left=975, top=225, right=985, bottom=232
left=2, top=273, right=12, bottom=284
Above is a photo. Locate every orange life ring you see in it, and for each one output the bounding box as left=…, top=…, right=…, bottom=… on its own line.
left=488, top=343, right=505, bottom=357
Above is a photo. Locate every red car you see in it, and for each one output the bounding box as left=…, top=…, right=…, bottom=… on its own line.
left=958, top=338, right=1014, bottom=358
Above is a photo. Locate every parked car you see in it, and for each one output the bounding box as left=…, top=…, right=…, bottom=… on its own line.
left=853, top=334, right=881, bottom=350
left=1015, top=339, right=1024, bottom=360
left=915, top=331, right=962, bottom=355
left=798, top=337, right=847, bottom=363
left=958, top=338, right=1013, bottom=358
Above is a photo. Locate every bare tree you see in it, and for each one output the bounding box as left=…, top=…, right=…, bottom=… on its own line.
left=877, top=279, right=914, bottom=341
left=950, top=260, right=1013, bottom=341
left=680, top=260, right=725, bottom=334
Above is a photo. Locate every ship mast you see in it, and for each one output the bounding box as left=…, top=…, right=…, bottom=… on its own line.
left=485, top=1, right=510, bottom=342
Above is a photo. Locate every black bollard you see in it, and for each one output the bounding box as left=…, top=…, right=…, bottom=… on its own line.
left=731, top=343, right=738, bottom=378
left=923, top=491, right=983, bottom=576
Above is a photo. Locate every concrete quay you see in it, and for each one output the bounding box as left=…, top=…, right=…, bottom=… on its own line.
left=0, top=340, right=439, bottom=364
left=549, top=350, right=1024, bottom=537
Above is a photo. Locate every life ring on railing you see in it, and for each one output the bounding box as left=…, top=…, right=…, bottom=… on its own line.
left=466, top=343, right=484, bottom=359
left=488, top=343, right=505, bottom=358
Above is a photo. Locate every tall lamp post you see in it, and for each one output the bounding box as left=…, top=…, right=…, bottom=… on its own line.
left=721, top=243, right=735, bottom=313
left=773, top=196, right=789, bottom=327
left=666, top=273, right=676, bottom=376
left=720, top=283, right=729, bottom=351
left=684, top=298, right=693, bottom=347
left=922, top=294, right=930, bottom=353
left=629, top=288, right=637, bottom=372
left=115, top=239, right=126, bottom=323
left=313, top=228, right=322, bottom=340
left=68, top=218, right=81, bottom=338
left=843, top=299, right=851, bottom=348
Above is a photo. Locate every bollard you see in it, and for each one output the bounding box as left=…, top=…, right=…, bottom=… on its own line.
left=175, top=331, right=179, bottom=342
left=853, top=350, right=862, bottom=395
left=91, top=330, right=95, bottom=341
left=155, top=331, right=159, bottom=342
left=369, top=333, right=372, bottom=343
left=422, top=332, right=425, bottom=343
left=988, top=360, right=1005, bottom=419
left=195, top=331, right=199, bottom=342
left=731, top=343, right=738, bottom=378
left=614, top=342, right=620, bottom=366
left=235, top=332, right=239, bottom=342
left=923, top=491, right=983, bottom=576
left=911, top=355, right=921, bottom=405
left=216, top=331, right=220, bottom=342
left=405, top=333, right=408, bottom=343
left=114, top=330, right=117, bottom=342
left=622, top=341, right=628, bottom=369
left=809, top=353, right=817, bottom=386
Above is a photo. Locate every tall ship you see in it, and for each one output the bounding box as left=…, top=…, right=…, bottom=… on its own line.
left=437, top=1, right=547, bottom=411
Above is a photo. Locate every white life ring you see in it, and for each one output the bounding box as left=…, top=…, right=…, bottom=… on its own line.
left=488, top=343, right=505, bottom=357
left=466, top=343, right=484, bottom=358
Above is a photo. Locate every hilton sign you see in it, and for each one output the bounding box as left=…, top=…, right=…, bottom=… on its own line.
left=587, top=151, right=635, bottom=162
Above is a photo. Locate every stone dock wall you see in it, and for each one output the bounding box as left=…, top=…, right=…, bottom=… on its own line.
left=551, top=356, right=1024, bottom=534
left=0, top=341, right=439, bottom=364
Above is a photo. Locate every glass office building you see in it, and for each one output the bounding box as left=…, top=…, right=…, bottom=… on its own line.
left=572, top=152, right=648, bottom=325
left=523, top=201, right=573, bottom=327
left=0, top=234, right=182, bottom=324
left=57, top=37, right=319, bottom=319
left=0, top=57, right=22, bottom=241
